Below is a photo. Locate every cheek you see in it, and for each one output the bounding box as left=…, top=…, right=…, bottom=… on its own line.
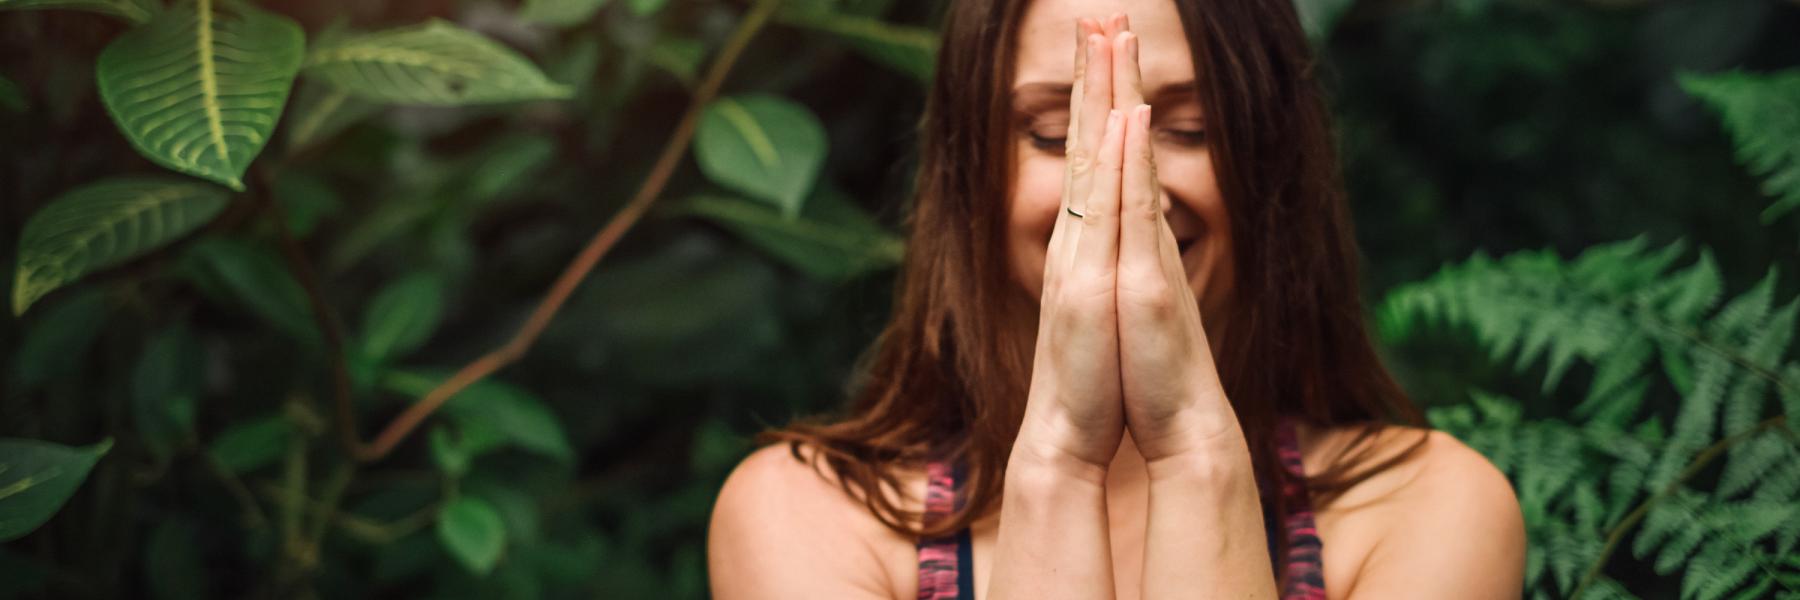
left=1006, top=154, right=1065, bottom=298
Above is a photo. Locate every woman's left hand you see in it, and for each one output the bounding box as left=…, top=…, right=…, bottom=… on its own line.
left=1103, top=22, right=1242, bottom=464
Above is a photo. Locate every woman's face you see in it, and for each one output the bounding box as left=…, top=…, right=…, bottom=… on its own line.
left=1005, top=0, right=1236, bottom=323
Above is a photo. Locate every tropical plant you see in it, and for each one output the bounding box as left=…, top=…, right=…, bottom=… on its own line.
left=1381, top=69, right=1800, bottom=600
left=1, top=0, right=926, bottom=595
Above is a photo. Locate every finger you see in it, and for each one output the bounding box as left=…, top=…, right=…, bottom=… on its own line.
left=1100, top=12, right=1126, bottom=37
left=1073, top=109, right=1126, bottom=279
left=1047, top=18, right=1099, bottom=297
left=1071, top=32, right=1112, bottom=215
left=1112, top=31, right=1144, bottom=113
left=1119, top=104, right=1162, bottom=282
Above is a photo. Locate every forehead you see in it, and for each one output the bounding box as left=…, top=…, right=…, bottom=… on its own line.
left=1013, top=0, right=1194, bottom=87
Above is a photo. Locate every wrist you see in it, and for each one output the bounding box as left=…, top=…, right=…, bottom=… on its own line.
left=1137, top=410, right=1252, bottom=483
left=1008, top=425, right=1114, bottom=487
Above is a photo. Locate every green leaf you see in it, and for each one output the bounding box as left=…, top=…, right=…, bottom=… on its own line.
left=437, top=496, right=506, bottom=575
left=95, top=0, right=305, bottom=190
left=0, top=0, right=154, bottom=23
left=646, top=36, right=704, bottom=88
left=461, top=133, right=557, bottom=202
left=429, top=426, right=470, bottom=477
left=273, top=170, right=342, bottom=238
left=0, top=74, right=26, bottom=113
left=207, top=415, right=293, bottom=474
left=178, top=237, right=316, bottom=344
left=303, top=19, right=573, bottom=105
left=382, top=371, right=574, bottom=462
left=0, top=438, right=112, bottom=542
left=143, top=518, right=207, bottom=600
left=281, top=79, right=380, bottom=153
left=132, top=326, right=203, bottom=460
left=672, top=190, right=903, bottom=280
left=1680, top=69, right=1800, bottom=223
left=519, top=0, right=610, bottom=26
left=694, top=95, right=827, bottom=217
left=777, top=11, right=937, bottom=82
left=13, top=178, right=229, bottom=315
left=359, top=272, right=447, bottom=362
left=1293, top=0, right=1355, bottom=43
left=626, top=0, right=665, bottom=17
left=10, top=289, right=109, bottom=391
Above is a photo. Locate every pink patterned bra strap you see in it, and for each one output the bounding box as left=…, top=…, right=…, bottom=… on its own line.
left=1274, top=417, right=1327, bottom=599
left=916, top=458, right=969, bottom=599
left=916, top=417, right=1325, bottom=599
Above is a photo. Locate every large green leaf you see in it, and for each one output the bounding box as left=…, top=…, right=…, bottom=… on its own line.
left=359, top=272, right=446, bottom=362
left=1681, top=69, right=1800, bottom=223
left=673, top=190, right=902, bottom=280
left=95, top=0, right=304, bottom=191
left=302, top=19, right=573, bottom=106
left=0, top=438, right=112, bottom=542
left=382, top=371, right=574, bottom=462
left=0, top=0, right=154, bottom=24
left=694, top=95, right=827, bottom=218
left=13, top=178, right=228, bottom=315
left=436, top=496, right=506, bottom=575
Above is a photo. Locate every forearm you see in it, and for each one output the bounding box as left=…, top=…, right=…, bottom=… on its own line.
left=1141, top=423, right=1277, bottom=599
left=986, top=431, right=1118, bottom=600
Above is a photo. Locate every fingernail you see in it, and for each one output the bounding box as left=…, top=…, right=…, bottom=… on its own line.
left=1127, top=33, right=1138, bottom=58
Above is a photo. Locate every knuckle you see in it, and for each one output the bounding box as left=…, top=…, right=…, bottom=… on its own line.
left=1066, top=149, right=1094, bottom=173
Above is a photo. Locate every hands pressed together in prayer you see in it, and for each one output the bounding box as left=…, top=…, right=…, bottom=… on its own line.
left=1019, top=14, right=1239, bottom=476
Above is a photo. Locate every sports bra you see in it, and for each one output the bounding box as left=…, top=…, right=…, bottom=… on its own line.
left=915, top=417, right=1327, bottom=599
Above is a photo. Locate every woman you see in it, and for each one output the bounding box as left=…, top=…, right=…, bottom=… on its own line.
left=708, top=0, right=1526, bottom=597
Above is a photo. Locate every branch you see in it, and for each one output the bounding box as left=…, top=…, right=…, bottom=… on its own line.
left=346, top=0, right=785, bottom=462
left=262, top=170, right=361, bottom=460
left=1568, top=414, right=1790, bottom=598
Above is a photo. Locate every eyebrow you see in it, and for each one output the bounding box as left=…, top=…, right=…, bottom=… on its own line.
left=1012, top=79, right=1201, bottom=107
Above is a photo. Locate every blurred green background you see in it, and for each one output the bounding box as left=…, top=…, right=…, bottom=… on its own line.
left=1, top=0, right=1797, bottom=598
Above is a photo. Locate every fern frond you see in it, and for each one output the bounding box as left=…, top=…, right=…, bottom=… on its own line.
left=1680, top=69, right=1800, bottom=223
left=1716, top=431, right=1793, bottom=498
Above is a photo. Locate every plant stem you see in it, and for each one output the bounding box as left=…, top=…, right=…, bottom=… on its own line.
left=347, top=0, right=786, bottom=462
left=203, top=452, right=270, bottom=529
left=1568, top=414, right=1789, bottom=598
left=260, top=167, right=361, bottom=460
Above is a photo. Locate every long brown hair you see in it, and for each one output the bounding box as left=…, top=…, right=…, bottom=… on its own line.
left=756, top=0, right=1428, bottom=571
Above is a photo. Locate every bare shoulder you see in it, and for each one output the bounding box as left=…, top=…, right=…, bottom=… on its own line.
left=1299, top=423, right=1525, bottom=598
left=708, top=442, right=925, bottom=600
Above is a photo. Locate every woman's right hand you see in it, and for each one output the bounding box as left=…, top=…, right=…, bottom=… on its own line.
left=1016, top=16, right=1131, bottom=481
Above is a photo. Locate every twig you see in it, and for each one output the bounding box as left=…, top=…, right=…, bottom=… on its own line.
left=261, top=167, right=361, bottom=460
left=202, top=453, right=271, bottom=530
left=255, top=483, right=437, bottom=546
left=1568, top=414, right=1789, bottom=598
left=346, top=0, right=786, bottom=462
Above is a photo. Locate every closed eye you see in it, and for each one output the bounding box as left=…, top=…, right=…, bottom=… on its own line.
left=1158, top=128, right=1207, bottom=147
left=1027, top=131, right=1066, bottom=152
